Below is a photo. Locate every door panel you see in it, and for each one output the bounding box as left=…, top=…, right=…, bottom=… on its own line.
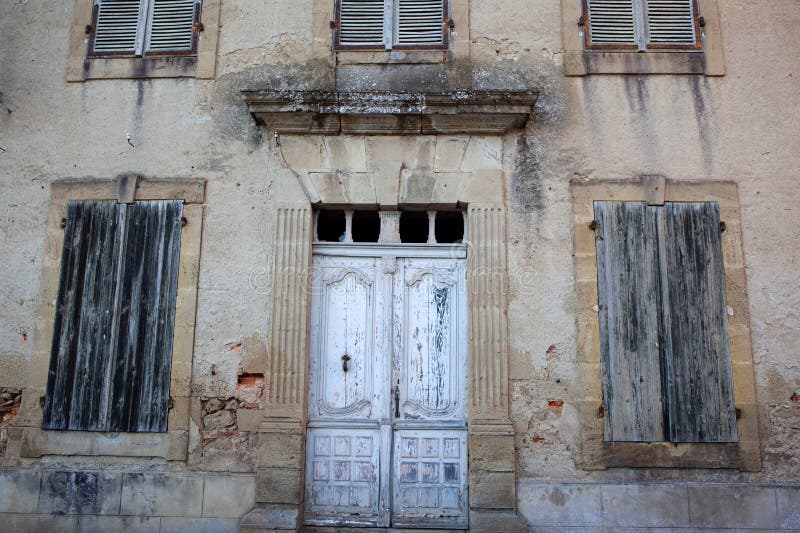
left=391, top=429, right=469, bottom=529
left=306, top=250, right=467, bottom=529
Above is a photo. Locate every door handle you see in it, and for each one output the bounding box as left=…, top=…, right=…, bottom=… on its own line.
left=394, top=382, right=400, bottom=418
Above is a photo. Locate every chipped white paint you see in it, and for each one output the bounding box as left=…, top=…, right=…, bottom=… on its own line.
left=306, top=246, right=467, bottom=528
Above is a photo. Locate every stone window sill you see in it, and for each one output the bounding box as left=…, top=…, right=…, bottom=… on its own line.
left=564, top=50, right=707, bottom=76
left=77, top=56, right=199, bottom=81
left=336, top=49, right=449, bottom=66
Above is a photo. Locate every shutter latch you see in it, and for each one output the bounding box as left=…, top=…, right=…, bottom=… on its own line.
left=698, top=16, right=706, bottom=27
left=330, top=20, right=338, bottom=30
left=577, top=15, right=585, bottom=27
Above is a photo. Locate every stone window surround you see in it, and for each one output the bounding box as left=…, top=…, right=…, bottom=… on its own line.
left=571, top=177, right=761, bottom=471
left=313, top=0, right=471, bottom=65
left=10, top=177, right=205, bottom=462
left=561, top=0, right=725, bottom=76
left=66, top=0, right=221, bottom=81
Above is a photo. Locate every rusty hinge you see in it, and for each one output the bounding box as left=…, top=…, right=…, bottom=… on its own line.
left=181, top=216, right=188, bottom=228
left=577, top=15, right=585, bottom=27
left=168, top=397, right=175, bottom=410
left=195, top=21, right=204, bottom=32
left=735, top=407, right=742, bottom=419
left=85, top=24, right=92, bottom=35
left=698, top=16, right=706, bottom=27
left=448, top=18, right=455, bottom=29
left=589, top=219, right=600, bottom=231
left=598, top=404, right=605, bottom=418
left=719, top=221, right=726, bottom=233
left=60, top=218, right=67, bottom=229
left=329, top=20, right=338, bottom=30
left=39, top=395, right=46, bottom=408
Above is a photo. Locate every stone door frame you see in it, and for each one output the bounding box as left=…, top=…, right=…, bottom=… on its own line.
left=240, top=151, right=525, bottom=531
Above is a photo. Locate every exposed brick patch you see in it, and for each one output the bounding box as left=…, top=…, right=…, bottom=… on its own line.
left=0, top=388, right=22, bottom=457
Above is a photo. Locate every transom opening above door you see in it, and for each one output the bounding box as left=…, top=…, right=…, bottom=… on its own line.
left=314, top=209, right=466, bottom=245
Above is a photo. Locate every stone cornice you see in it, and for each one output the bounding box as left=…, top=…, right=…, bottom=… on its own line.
left=242, top=90, right=538, bottom=135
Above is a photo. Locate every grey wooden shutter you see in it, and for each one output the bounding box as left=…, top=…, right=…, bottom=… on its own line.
left=90, top=0, right=147, bottom=55
left=43, top=201, right=126, bottom=431
left=645, top=0, right=697, bottom=47
left=338, top=0, right=387, bottom=47
left=586, top=0, right=637, bottom=47
left=43, top=200, right=183, bottom=432
left=595, top=201, right=665, bottom=442
left=658, top=202, right=737, bottom=442
left=145, top=0, right=200, bottom=53
left=396, top=0, right=445, bottom=46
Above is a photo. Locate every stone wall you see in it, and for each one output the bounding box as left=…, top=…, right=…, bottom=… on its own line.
left=0, top=0, right=798, bottom=529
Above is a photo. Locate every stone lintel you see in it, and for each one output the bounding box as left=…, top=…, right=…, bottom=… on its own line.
left=243, top=90, right=538, bottom=135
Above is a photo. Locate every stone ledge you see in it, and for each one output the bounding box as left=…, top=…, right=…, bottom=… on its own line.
left=243, top=90, right=538, bottom=135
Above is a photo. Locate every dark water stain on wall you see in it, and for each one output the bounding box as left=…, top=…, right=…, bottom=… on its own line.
left=510, top=135, right=544, bottom=215
left=688, top=75, right=717, bottom=175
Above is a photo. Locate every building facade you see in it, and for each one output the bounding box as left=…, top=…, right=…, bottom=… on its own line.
left=0, top=0, right=798, bottom=531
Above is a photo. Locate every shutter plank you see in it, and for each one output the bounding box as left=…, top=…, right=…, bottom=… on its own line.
left=586, top=0, right=637, bottom=46
left=397, top=0, right=444, bottom=45
left=111, top=200, right=183, bottom=432
left=146, top=0, right=198, bottom=52
left=339, top=0, right=386, bottom=47
left=595, top=201, right=664, bottom=442
left=92, top=0, right=145, bottom=54
left=659, top=202, right=737, bottom=442
left=645, top=0, right=697, bottom=46
left=44, top=201, right=125, bottom=430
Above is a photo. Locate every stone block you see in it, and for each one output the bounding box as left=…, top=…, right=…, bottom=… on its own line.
left=239, top=504, right=300, bottom=532
left=76, top=515, right=161, bottom=533
left=38, top=471, right=121, bottom=515
left=468, top=471, right=515, bottom=510
left=308, top=172, right=348, bottom=206
left=469, top=510, right=528, bottom=532
left=257, top=432, right=304, bottom=469
left=21, top=428, right=179, bottom=459
left=280, top=135, right=328, bottom=170
left=400, top=169, right=435, bottom=206
left=459, top=136, right=502, bottom=171
left=601, top=483, right=689, bottom=527
left=236, top=409, right=262, bottom=432
left=434, top=136, right=470, bottom=172
left=430, top=172, right=469, bottom=208
left=642, top=174, right=666, bottom=205
left=0, top=470, right=41, bottom=513
left=120, top=473, right=203, bottom=517
left=340, top=171, right=377, bottom=206
left=0, top=513, right=79, bottom=532
left=468, top=434, right=515, bottom=471
left=459, top=169, right=504, bottom=204
left=160, top=517, right=239, bottom=533
left=688, top=484, right=777, bottom=529
left=366, top=136, right=435, bottom=171
left=372, top=160, right=403, bottom=209
left=323, top=136, right=367, bottom=172
left=255, top=467, right=303, bottom=505
left=517, top=481, right=603, bottom=527
left=777, top=486, right=800, bottom=529
left=202, top=475, right=256, bottom=518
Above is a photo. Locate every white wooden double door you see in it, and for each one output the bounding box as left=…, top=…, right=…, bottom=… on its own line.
left=305, top=246, right=468, bottom=529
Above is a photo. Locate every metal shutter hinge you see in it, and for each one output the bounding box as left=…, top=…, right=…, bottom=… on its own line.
left=598, top=404, right=605, bottom=418
left=60, top=218, right=67, bottom=229
left=577, top=15, right=584, bottom=27
left=181, top=216, right=188, bottom=228
left=589, top=219, right=599, bottom=231
left=698, top=16, right=706, bottom=27
left=39, top=395, right=45, bottom=408
left=330, top=20, right=338, bottom=30
left=735, top=407, right=742, bottom=419
left=85, top=24, right=92, bottom=35
left=448, top=18, right=455, bottom=29
left=194, top=21, right=204, bottom=32
left=719, top=221, right=726, bottom=233
left=168, top=397, right=175, bottom=410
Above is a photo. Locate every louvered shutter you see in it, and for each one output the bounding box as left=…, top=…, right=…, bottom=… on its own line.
left=145, top=0, right=200, bottom=53
left=645, top=0, right=698, bottom=47
left=338, top=0, right=387, bottom=48
left=396, top=0, right=445, bottom=46
left=90, top=0, right=147, bottom=55
left=585, top=0, right=637, bottom=47
left=658, top=202, right=737, bottom=442
left=595, top=201, right=665, bottom=442
left=43, top=200, right=183, bottom=432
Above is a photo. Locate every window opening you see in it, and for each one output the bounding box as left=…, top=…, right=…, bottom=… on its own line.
left=435, top=210, right=465, bottom=244
left=352, top=211, right=381, bottom=243
left=400, top=211, right=431, bottom=243
left=316, top=210, right=347, bottom=242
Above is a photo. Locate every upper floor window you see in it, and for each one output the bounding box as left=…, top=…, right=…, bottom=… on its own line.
left=88, top=0, right=201, bottom=57
left=335, top=0, right=448, bottom=50
left=584, top=0, right=700, bottom=51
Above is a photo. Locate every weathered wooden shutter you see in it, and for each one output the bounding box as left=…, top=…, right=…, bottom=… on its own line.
left=595, top=201, right=737, bottom=443
left=595, top=201, right=665, bottom=442
left=658, top=202, right=737, bottom=442
left=145, top=0, right=200, bottom=53
left=396, top=0, right=445, bottom=46
left=645, top=0, right=698, bottom=47
left=338, top=0, right=387, bottom=47
left=43, top=200, right=183, bottom=432
left=585, top=0, right=637, bottom=47
left=90, top=0, right=147, bottom=55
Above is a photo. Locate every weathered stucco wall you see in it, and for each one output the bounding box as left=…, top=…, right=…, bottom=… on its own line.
left=0, top=0, right=798, bottom=525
